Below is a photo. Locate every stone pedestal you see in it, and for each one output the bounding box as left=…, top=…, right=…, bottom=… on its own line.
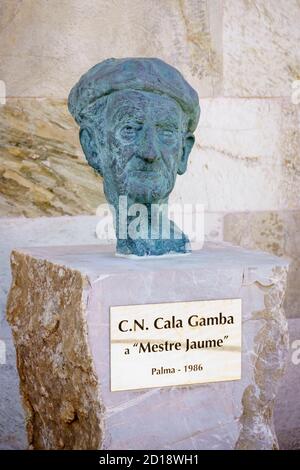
left=7, top=243, right=289, bottom=450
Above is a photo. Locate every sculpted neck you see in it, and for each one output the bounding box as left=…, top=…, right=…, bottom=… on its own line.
left=111, top=196, right=190, bottom=257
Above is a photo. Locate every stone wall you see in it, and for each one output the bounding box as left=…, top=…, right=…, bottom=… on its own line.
left=0, top=0, right=299, bottom=449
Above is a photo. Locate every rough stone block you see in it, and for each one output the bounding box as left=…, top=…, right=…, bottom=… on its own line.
left=171, top=98, right=300, bottom=212
left=7, top=243, right=289, bottom=449
left=0, top=0, right=222, bottom=99
left=0, top=98, right=103, bottom=217
left=274, top=318, right=300, bottom=450
left=224, top=210, right=300, bottom=318
left=0, top=215, right=104, bottom=450
left=223, top=0, right=300, bottom=97
left=1, top=96, right=298, bottom=217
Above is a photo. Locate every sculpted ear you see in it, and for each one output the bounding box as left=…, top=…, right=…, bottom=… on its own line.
left=177, top=133, right=195, bottom=175
left=79, top=127, right=103, bottom=176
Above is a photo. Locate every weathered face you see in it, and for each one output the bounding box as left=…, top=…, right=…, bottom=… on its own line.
left=104, top=90, right=186, bottom=204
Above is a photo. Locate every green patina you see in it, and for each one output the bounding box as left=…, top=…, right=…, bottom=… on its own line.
left=68, top=58, right=200, bottom=256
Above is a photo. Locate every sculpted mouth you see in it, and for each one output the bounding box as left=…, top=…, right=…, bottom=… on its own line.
left=131, top=168, right=162, bottom=175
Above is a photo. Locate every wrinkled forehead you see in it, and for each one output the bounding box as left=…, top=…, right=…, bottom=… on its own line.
left=106, top=90, right=183, bottom=122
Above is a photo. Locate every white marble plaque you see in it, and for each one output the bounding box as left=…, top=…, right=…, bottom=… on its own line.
left=110, top=299, right=241, bottom=392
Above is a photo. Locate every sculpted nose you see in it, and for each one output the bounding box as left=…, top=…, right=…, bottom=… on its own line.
left=140, top=127, right=159, bottom=163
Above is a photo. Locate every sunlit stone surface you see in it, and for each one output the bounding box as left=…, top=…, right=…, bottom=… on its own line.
left=0, top=0, right=222, bottom=99
left=1, top=0, right=299, bottom=451
left=0, top=99, right=103, bottom=217
left=7, top=243, right=289, bottom=449
left=224, top=210, right=300, bottom=319
left=223, top=0, right=300, bottom=97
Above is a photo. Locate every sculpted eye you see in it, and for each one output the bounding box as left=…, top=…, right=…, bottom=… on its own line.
left=119, top=124, right=141, bottom=141
left=161, top=130, right=174, bottom=137
left=158, top=128, right=176, bottom=142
